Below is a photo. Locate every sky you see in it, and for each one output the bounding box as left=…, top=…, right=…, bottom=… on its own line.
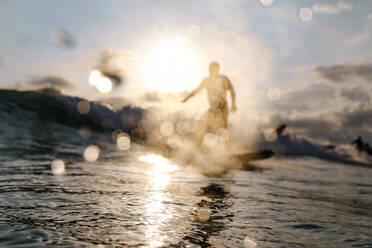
left=0, top=0, right=372, bottom=144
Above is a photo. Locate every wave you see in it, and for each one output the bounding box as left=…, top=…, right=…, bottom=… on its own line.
left=0, top=88, right=370, bottom=167
left=0, top=88, right=144, bottom=134
left=257, top=133, right=371, bottom=167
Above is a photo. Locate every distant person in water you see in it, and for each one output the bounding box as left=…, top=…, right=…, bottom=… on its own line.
left=352, top=136, right=372, bottom=155
left=274, top=124, right=287, bottom=137
left=182, top=61, right=237, bottom=150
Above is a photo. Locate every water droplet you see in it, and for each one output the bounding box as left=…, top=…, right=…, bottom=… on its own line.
left=89, top=70, right=101, bottom=86
left=197, top=208, right=211, bottom=222
left=167, top=134, right=181, bottom=147
left=84, top=145, right=100, bottom=162
left=96, top=77, right=112, bottom=93
left=267, top=88, right=281, bottom=101
left=299, top=7, right=312, bottom=22
left=77, top=100, right=90, bottom=114
left=117, top=135, right=131, bottom=151
left=79, top=126, right=92, bottom=139
left=160, top=122, right=174, bottom=136
left=260, top=0, right=274, bottom=7
left=203, top=133, right=218, bottom=147
left=204, top=21, right=218, bottom=35
left=244, top=236, right=257, bottom=248
left=213, top=2, right=226, bottom=16
left=187, top=25, right=201, bottom=39
left=51, top=159, right=66, bottom=175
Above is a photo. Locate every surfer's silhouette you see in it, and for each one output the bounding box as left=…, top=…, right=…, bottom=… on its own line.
left=352, top=136, right=372, bottom=156
left=182, top=61, right=237, bottom=150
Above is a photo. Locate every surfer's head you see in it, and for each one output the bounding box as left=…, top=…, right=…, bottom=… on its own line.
left=209, top=61, right=219, bottom=76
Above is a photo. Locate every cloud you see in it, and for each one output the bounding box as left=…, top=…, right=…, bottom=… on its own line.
left=266, top=113, right=345, bottom=143
left=339, top=87, right=370, bottom=102
left=265, top=103, right=372, bottom=144
left=52, top=28, right=76, bottom=49
left=28, top=76, right=76, bottom=89
left=339, top=103, right=372, bottom=129
left=345, top=32, right=370, bottom=46
left=312, top=1, right=352, bottom=14
left=366, top=13, right=372, bottom=26
left=314, top=63, right=372, bottom=82
left=93, top=48, right=134, bottom=87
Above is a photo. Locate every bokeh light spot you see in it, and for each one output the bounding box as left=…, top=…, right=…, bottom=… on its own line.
left=187, top=25, right=201, bottom=39
left=260, top=0, right=274, bottom=7
left=79, top=126, right=92, bottom=139
left=197, top=208, right=211, bottom=222
left=204, top=21, right=218, bottom=35
left=77, top=100, right=90, bottom=114
left=84, top=145, right=100, bottom=162
left=117, top=135, right=131, bottom=151
left=89, top=70, right=101, bottom=86
left=267, top=88, right=281, bottom=101
left=51, top=159, right=66, bottom=175
left=299, top=7, right=313, bottom=22
left=96, top=77, right=112, bottom=93
left=244, top=236, right=257, bottom=248
left=89, top=70, right=113, bottom=94
left=203, top=133, right=218, bottom=148
left=167, top=134, right=181, bottom=148
left=160, top=122, right=174, bottom=136
left=213, top=2, right=226, bottom=16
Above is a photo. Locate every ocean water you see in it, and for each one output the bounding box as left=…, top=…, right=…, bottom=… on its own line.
left=0, top=89, right=371, bottom=248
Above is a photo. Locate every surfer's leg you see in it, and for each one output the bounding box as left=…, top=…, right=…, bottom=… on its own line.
left=194, top=111, right=211, bottom=149
left=219, top=105, right=231, bottom=151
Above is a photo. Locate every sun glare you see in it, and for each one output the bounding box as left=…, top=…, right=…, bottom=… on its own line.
left=139, top=154, right=179, bottom=173
left=143, top=37, right=201, bottom=93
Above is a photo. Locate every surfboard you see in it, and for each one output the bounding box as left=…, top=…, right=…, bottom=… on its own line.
left=230, top=149, right=274, bottom=163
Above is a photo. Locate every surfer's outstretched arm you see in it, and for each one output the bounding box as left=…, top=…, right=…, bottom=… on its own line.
left=182, top=81, right=204, bottom=103
left=226, top=77, right=237, bottom=112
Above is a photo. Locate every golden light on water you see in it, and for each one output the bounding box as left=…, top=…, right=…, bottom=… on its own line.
left=88, top=70, right=113, bottom=93
left=139, top=154, right=179, bottom=174
left=143, top=37, right=201, bottom=93
left=141, top=154, right=179, bottom=247
left=139, top=154, right=179, bottom=190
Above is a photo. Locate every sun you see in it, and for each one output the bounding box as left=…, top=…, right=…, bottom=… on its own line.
left=143, top=37, right=202, bottom=93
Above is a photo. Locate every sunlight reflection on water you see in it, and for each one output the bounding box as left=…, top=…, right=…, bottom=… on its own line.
left=139, top=154, right=180, bottom=247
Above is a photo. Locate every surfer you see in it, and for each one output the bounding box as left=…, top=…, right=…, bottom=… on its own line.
left=352, top=136, right=372, bottom=156
left=182, top=61, right=237, bottom=150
